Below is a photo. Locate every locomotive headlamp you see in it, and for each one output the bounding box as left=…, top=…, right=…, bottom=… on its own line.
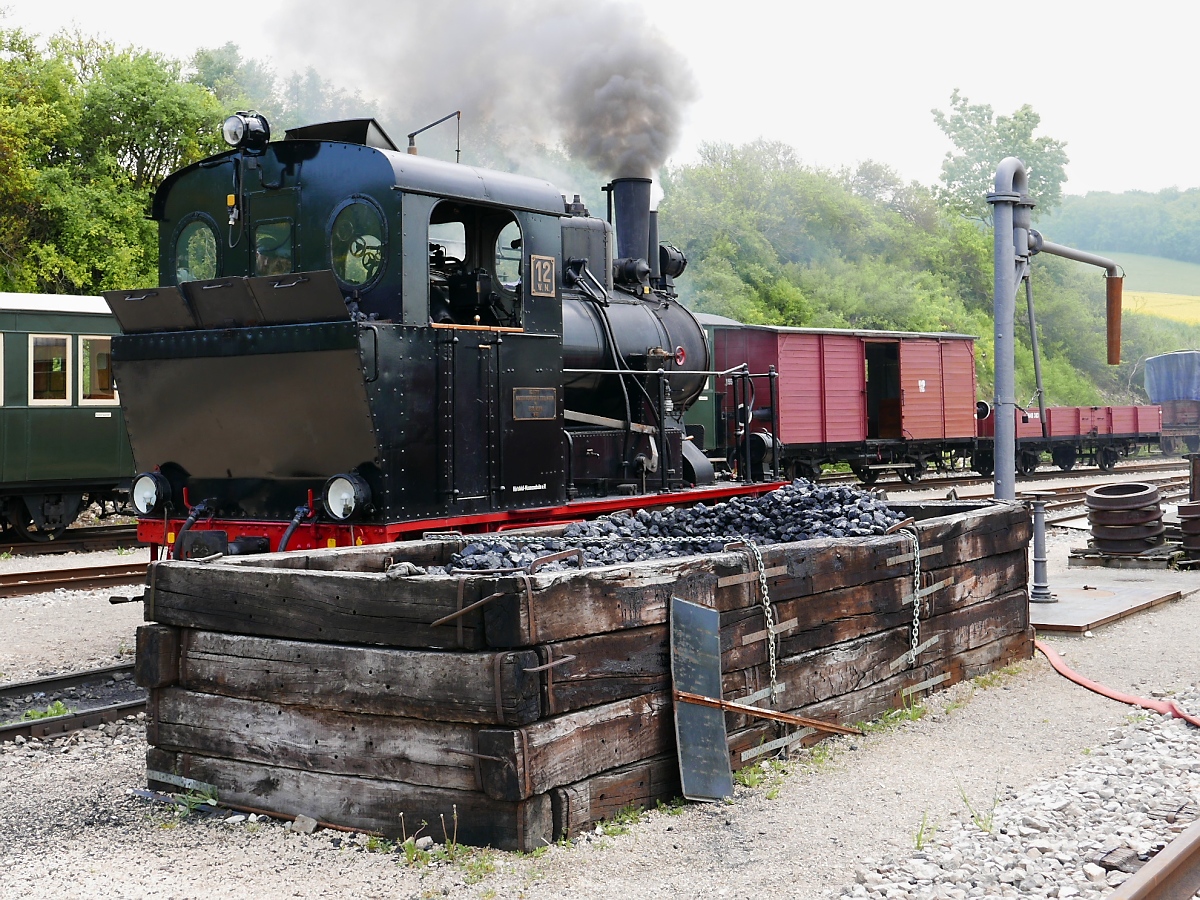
left=221, top=112, right=271, bottom=153
left=131, top=472, right=171, bottom=516
left=322, top=473, right=372, bottom=521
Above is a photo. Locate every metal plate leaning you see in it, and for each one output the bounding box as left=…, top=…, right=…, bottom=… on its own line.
left=670, top=596, right=733, bottom=802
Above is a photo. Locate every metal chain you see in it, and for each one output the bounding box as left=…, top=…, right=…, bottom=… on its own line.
left=900, top=526, right=921, bottom=667
left=745, top=541, right=778, bottom=702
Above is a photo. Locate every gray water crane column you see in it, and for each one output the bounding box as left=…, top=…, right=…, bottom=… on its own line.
left=988, top=159, right=1124, bottom=501
left=986, top=158, right=1030, bottom=502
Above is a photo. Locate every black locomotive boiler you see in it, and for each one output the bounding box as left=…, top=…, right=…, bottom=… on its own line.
left=104, top=115, right=777, bottom=557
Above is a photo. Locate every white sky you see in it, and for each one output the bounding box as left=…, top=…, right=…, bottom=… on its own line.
left=2, top=0, right=1194, bottom=195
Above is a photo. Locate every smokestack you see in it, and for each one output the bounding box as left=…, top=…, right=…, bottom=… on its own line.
left=612, top=177, right=652, bottom=263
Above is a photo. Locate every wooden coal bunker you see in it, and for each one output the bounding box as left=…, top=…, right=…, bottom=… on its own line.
left=135, top=500, right=1032, bottom=851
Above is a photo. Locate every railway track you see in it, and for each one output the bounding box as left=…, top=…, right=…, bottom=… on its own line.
left=0, top=663, right=144, bottom=743
left=0, top=561, right=147, bottom=599
left=1109, top=817, right=1200, bottom=899
left=0, top=524, right=140, bottom=557
left=824, top=457, right=1189, bottom=492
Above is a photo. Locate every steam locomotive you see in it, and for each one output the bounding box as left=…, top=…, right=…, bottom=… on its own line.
left=104, top=115, right=779, bottom=557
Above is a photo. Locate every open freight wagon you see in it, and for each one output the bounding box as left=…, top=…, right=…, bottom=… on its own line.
left=976, top=405, right=1160, bottom=474
left=136, top=499, right=1032, bottom=849
left=689, top=316, right=977, bottom=483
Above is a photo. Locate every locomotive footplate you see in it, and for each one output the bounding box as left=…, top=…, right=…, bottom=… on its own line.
left=136, top=480, right=786, bottom=556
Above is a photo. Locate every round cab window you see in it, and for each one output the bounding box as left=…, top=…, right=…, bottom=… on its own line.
left=175, top=220, right=217, bottom=283
left=331, top=201, right=385, bottom=287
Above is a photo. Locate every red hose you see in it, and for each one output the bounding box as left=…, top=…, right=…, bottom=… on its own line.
left=1034, top=639, right=1200, bottom=728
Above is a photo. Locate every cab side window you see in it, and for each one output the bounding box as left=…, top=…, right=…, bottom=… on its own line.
left=174, top=219, right=218, bottom=284
left=427, top=202, right=522, bottom=328
left=254, top=221, right=293, bottom=276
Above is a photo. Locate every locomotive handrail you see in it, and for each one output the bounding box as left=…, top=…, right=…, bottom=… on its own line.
left=563, top=367, right=776, bottom=378
left=429, top=322, right=525, bottom=333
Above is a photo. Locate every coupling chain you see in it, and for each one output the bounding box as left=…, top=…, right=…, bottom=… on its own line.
left=899, top=526, right=921, bottom=668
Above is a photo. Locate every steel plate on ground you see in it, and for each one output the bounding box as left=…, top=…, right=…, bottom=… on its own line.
left=670, top=596, right=733, bottom=802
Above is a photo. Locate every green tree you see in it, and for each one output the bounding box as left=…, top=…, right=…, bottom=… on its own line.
left=932, top=90, right=1069, bottom=221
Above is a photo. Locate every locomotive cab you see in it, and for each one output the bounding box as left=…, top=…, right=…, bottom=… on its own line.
left=102, top=117, right=722, bottom=555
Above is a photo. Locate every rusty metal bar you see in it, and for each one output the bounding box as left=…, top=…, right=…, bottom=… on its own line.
left=672, top=689, right=861, bottom=736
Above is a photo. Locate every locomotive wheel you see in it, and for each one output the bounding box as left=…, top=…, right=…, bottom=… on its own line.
left=1187, top=436, right=1200, bottom=453
left=1052, top=446, right=1077, bottom=472
left=897, top=463, right=923, bottom=484
left=1096, top=446, right=1119, bottom=473
left=1016, top=450, right=1040, bottom=477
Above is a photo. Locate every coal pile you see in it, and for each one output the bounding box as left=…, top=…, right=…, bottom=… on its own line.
left=441, top=479, right=905, bottom=573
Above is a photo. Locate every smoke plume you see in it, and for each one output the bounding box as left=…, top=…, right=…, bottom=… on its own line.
left=272, top=0, right=697, bottom=178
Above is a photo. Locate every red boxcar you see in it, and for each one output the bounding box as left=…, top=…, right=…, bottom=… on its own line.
left=700, top=317, right=977, bottom=482
left=977, top=405, right=1161, bottom=473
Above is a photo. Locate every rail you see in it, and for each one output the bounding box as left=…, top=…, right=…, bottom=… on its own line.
left=1109, top=818, right=1200, bottom=900
left=0, top=562, right=147, bottom=598
left=0, top=663, right=144, bottom=743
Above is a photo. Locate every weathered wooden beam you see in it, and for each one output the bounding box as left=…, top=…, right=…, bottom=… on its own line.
left=720, top=548, right=1028, bottom=672
left=725, top=627, right=1034, bottom=768
left=147, top=562, right=490, bottom=650
left=551, top=753, right=679, bottom=840
left=477, top=693, right=673, bottom=801
left=536, top=625, right=670, bottom=716
left=721, top=589, right=1029, bottom=730
left=146, top=748, right=552, bottom=852
left=482, top=563, right=718, bottom=648
left=150, top=688, right=484, bottom=792
left=175, top=630, right=542, bottom=725
left=134, top=624, right=180, bottom=689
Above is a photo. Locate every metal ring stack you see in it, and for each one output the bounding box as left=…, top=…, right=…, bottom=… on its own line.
left=1085, top=483, right=1164, bottom=555
left=1177, top=500, right=1200, bottom=555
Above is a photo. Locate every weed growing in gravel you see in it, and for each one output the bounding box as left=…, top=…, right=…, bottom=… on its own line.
left=461, top=850, right=497, bottom=884
left=365, top=836, right=393, bottom=853
left=0, top=551, right=11, bottom=560
left=806, top=741, right=835, bottom=768
left=21, top=700, right=71, bottom=720
left=177, top=788, right=219, bottom=818
left=601, top=804, right=647, bottom=836
left=859, top=697, right=927, bottom=734
left=115, top=545, right=138, bottom=556
left=914, top=811, right=938, bottom=850
left=972, top=664, right=1022, bottom=690
left=655, top=797, right=685, bottom=816
left=956, top=781, right=999, bottom=833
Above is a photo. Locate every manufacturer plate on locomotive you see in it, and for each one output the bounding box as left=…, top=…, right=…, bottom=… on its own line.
left=513, top=387, right=557, bottom=420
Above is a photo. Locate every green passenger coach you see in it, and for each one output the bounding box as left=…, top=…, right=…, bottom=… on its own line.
left=0, top=294, right=133, bottom=539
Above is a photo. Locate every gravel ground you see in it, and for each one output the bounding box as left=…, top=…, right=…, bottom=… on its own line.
left=1, top=528, right=1198, bottom=899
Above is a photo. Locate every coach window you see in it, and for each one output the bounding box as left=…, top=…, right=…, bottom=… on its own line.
left=330, top=198, right=386, bottom=288
left=427, top=201, right=523, bottom=328
left=174, top=218, right=218, bottom=284
left=79, top=336, right=117, bottom=405
left=29, top=335, right=70, bottom=406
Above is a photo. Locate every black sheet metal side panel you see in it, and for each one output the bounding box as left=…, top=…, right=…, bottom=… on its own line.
left=671, top=596, right=733, bottom=802
left=112, top=322, right=378, bottom=518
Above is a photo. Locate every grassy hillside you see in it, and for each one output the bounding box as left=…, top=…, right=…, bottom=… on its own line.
left=1092, top=251, right=1200, bottom=294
